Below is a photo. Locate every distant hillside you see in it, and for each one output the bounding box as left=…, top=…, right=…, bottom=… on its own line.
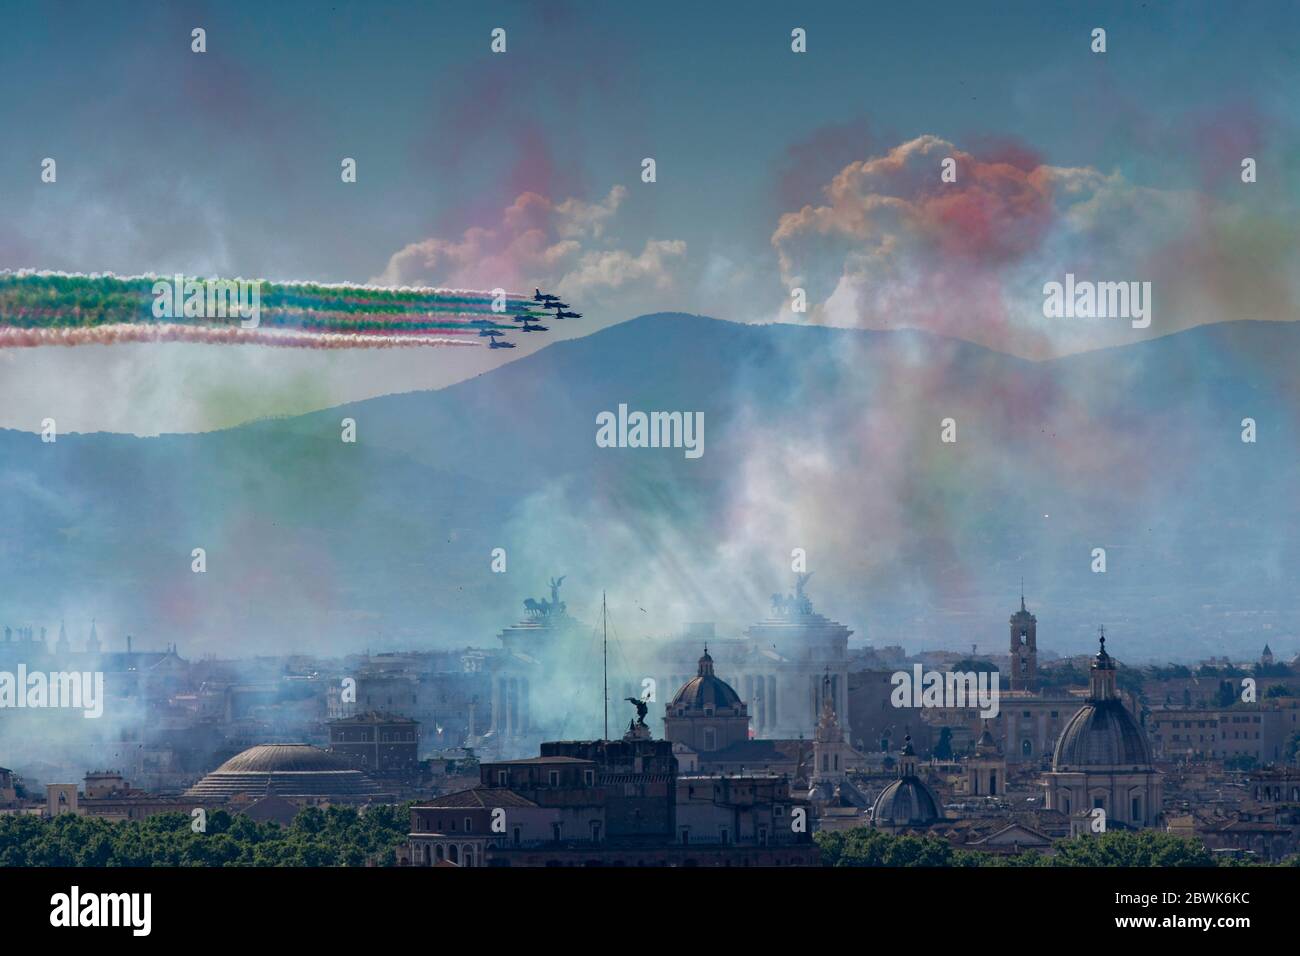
left=1, top=315, right=1297, bottom=661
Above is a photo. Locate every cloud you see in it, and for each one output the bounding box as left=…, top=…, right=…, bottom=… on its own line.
left=770, top=135, right=1297, bottom=357
left=562, top=239, right=687, bottom=297
left=373, top=186, right=686, bottom=307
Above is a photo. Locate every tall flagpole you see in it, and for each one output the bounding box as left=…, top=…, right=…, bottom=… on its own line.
left=603, top=591, right=609, bottom=740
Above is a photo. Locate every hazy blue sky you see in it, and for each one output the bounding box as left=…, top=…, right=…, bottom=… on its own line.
left=2, top=0, right=1297, bottom=432
left=1, top=2, right=1297, bottom=672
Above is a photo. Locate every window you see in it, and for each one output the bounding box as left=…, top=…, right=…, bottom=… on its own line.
left=584, top=770, right=595, bottom=786
left=757, top=826, right=768, bottom=846
left=680, top=828, right=690, bottom=845
left=464, top=816, right=473, bottom=833
left=548, top=770, right=560, bottom=786
left=552, top=822, right=562, bottom=842
left=497, top=770, right=508, bottom=786
left=590, top=821, right=602, bottom=842
left=512, top=826, right=521, bottom=846
left=719, top=828, right=730, bottom=845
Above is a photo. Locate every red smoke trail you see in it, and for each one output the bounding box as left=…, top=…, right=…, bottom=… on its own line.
left=0, top=325, right=482, bottom=349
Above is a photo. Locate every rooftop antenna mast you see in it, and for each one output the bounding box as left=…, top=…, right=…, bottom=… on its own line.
left=602, top=590, right=609, bottom=740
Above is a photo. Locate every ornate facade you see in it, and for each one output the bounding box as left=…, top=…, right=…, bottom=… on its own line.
left=1042, top=632, right=1163, bottom=828
left=654, top=574, right=854, bottom=742
left=662, top=648, right=750, bottom=755
left=809, top=674, right=859, bottom=797
left=965, top=723, right=1006, bottom=797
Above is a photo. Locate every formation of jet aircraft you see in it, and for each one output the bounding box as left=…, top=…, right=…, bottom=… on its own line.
left=533, top=288, right=582, bottom=320
left=475, top=288, right=582, bottom=347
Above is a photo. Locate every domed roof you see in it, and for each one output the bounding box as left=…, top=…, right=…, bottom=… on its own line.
left=872, top=733, right=940, bottom=828
left=871, top=778, right=940, bottom=827
left=184, top=743, right=382, bottom=799
left=1052, top=630, right=1153, bottom=771
left=670, top=648, right=743, bottom=712
left=1052, top=700, right=1152, bottom=770
left=217, top=744, right=356, bottom=774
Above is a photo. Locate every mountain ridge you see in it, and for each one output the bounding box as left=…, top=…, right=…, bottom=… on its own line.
left=0, top=313, right=1296, bottom=661
left=7, top=314, right=1295, bottom=439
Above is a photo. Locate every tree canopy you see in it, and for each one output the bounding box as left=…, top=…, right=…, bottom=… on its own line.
left=0, top=803, right=413, bottom=867
left=815, top=826, right=1271, bottom=868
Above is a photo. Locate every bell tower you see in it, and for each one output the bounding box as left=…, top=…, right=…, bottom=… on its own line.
left=1009, top=588, right=1037, bottom=692
left=811, top=673, right=850, bottom=787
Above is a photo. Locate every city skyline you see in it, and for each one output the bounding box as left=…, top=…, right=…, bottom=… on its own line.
left=1, top=3, right=1297, bottom=914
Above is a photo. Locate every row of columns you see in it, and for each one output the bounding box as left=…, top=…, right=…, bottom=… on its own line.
left=745, top=674, right=778, bottom=730
left=490, top=676, right=530, bottom=736
left=809, top=673, right=844, bottom=721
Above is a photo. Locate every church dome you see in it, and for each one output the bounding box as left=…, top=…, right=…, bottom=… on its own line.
left=1052, top=700, right=1152, bottom=770
left=871, top=734, right=940, bottom=828
left=669, top=648, right=743, bottom=712
left=217, top=744, right=355, bottom=773
left=871, top=778, right=940, bottom=827
left=1052, top=631, right=1153, bottom=770
left=184, top=743, right=382, bottom=799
